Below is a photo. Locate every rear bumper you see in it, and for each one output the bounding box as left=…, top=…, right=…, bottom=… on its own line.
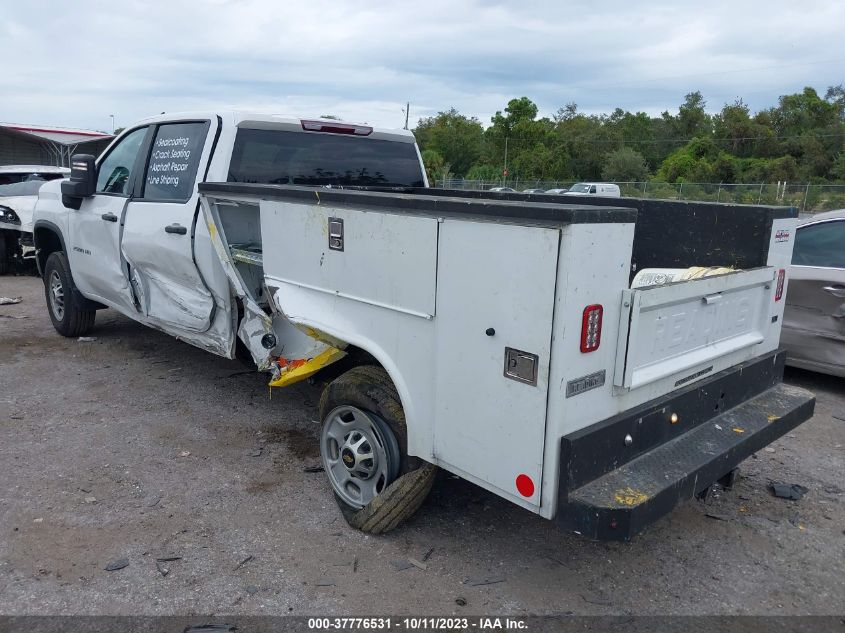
left=556, top=350, right=815, bottom=541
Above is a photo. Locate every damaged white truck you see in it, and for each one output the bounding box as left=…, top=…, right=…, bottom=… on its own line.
left=32, top=111, right=815, bottom=540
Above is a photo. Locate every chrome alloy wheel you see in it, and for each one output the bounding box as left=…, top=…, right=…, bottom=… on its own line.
left=321, top=405, right=401, bottom=509
left=48, top=270, right=65, bottom=321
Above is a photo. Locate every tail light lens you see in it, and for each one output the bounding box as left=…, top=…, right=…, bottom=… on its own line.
left=580, top=304, right=603, bottom=353
left=775, top=269, right=786, bottom=301
left=301, top=120, right=372, bottom=136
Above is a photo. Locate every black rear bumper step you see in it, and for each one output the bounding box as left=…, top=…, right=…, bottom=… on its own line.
left=556, top=379, right=815, bottom=541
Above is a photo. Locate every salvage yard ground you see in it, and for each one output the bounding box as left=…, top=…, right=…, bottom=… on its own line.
left=0, top=274, right=843, bottom=615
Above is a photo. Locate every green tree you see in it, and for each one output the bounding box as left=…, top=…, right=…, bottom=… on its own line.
left=601, top=147, right=649, bottom=181
left=421, top=149, right=450, bottom=185
left=413, top=108, right=484, bottom=177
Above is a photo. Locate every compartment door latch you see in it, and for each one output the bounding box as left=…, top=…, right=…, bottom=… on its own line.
left=504, top=347, right=539, bottom=386
left=328, top=217, right=344, bottom=251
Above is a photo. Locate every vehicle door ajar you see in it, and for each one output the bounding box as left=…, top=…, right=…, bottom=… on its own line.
left=784, top=218, right=845, bottom=373
left=120, top=120, right=216, bottom=333
left=66, top=126, right=151, bottom=312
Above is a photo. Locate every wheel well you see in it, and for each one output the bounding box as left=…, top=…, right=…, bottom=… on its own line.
left=314, top=344, right=381, bottom=386
left=34, top=226, right=63, bottom=275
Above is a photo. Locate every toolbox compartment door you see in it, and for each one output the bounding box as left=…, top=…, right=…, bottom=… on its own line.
left=615, top=267, right=776, bottom=390
left=433, top=220, right=560, bottom=507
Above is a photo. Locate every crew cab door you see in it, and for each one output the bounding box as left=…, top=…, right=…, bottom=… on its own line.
left=121, top=120, right=217, bottom=333
left=783, top=218, right=845, bottom=374
left=67, top=126, right=150, bottom=312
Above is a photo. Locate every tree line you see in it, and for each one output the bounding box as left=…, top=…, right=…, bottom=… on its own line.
left=413, top=86, right=845, bottom=185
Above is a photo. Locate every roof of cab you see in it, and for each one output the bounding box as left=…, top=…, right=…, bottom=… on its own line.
left=133, top=111, right=416, bottom=144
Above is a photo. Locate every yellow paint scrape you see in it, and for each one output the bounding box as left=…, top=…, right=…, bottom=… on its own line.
left=268, top=347, right=347, bottom=388
left=614, top=487, right=649, bottom=506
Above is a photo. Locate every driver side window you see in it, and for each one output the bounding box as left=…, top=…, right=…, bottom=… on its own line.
left=96, top=127, right=147, bottom=195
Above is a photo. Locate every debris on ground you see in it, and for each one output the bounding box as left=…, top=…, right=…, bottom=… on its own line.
left=765, top=447, right=776, bottom=453
left=705, top=513, right=729, bottom=521
left=155, top=560, right=170, bottom=577
left=177, top=451, right=191, bottom=458
left=464, top=577, right=505, bottom=587
left=104, top=558, right=129, bottom=571
left=0, top=314, right=27, bottom=319
left=84, top=496, right=97, bottom=504
left=303, top=464, right=324, bottom=473
left=408, top=558, right=427, bottom=571
left=0, top=296, right=22, bottom=305
left=248, top=448, right=262, bottom=457
left=314, top=579, right=336, bottom=587
left=771, top=483, right=809, bottom=500
left=145, top=495, right=162, bottom=508
left=77, top=336, right=97, bottom=342
left=421, top=546, right=435, bottom=561
left=390, top=560, right=414, bottom=571
left=155, top=555, right=182, bottom=563
left=455, top=597, right=467, bottom=606
left=245, top=585, right=260, bottom=594
left=233, top=555, right=253, bottom=571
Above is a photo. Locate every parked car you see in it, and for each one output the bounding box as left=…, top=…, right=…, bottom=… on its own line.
left=544, top=188, right=570, bottom=194
left=0, top=166, right=70, bottom=274
left=488, top=186, right=516, bottom=192
left=563, top=182, right=621, bottom=197
left=782, top=209, right=845, bottom=377
left=522, top=188, right=545, bottom=194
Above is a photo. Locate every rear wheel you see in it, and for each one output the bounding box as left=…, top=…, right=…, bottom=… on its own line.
left=319, top=366, right=437, bottom=534
left=43, top=251, right=96, bottom=337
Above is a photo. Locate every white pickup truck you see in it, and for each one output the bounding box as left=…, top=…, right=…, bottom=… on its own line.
left=32, top=111, right=815, bottom=540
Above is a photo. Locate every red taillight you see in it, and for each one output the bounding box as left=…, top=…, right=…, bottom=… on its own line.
left=580, top=304, right=603, bottom=353
left=300, top=120, right=372, bottom=136
left=775, top=269, right=786, bottom=301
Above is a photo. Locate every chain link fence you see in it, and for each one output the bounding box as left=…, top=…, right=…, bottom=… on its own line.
left=438, top=179, right=845, bottom=213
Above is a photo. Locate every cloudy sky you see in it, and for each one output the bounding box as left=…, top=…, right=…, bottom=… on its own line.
left=2, top=0, right=843, bottom=133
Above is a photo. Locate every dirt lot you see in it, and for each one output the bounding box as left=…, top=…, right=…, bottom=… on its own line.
left=0, top=274, right=843, bottom=616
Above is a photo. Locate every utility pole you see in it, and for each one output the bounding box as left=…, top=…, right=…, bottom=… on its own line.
left=110, top=114, right=115, bottom=134
left=404, top=102, right=410, bottom=130
left=503, top=136, right=509, bottom=185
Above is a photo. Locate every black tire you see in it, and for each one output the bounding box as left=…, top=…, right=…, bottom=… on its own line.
left=319, top=365, right=437, bottom=534
left=0, top=233, right=9, bottom=275
left=43, top=251, right=96, bottom=337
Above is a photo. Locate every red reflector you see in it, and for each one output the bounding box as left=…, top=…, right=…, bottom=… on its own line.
left=300, top=120, right=373, bottom=136
left=775, top=269, right=785, bottom=301
left=516, top=474, right=534, bottom=497
left=580, top=304, right=603, bottom=353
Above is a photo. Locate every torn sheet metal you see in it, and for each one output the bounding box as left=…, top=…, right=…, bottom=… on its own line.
left=201, top=195, right=340, bottom=374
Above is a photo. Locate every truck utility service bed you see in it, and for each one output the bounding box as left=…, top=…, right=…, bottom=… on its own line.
left=199, top=183, right=814, bottom=540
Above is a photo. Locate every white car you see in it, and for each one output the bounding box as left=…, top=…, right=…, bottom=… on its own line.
left=0, top=165, right=70, bottom=274
left=563, top=182, right=621, bottom=197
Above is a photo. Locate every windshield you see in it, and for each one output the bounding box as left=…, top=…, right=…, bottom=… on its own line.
left=568, top=183, right=592, bottom=193
left=0, top=178, right=53, bottom=197
left=228, top=128, right=425, bottom=188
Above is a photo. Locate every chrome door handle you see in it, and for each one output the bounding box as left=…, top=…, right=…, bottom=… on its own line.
left=823, top=285, right=845, bottom=298
left=101, top=212, right=118, bottom=222
left=164, top=223, right=187, bottom=235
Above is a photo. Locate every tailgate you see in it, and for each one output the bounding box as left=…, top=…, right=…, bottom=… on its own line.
left=614, top=267, right=777, bottom=389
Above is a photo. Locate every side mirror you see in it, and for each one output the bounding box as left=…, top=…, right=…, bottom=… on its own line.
left=61, top=154, right=97, bottom=210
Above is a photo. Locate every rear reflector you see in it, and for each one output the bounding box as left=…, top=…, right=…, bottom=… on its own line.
left=775, top=269, right=785, bottom=301
left=580, top=304, right=603, bottom=353
left=301, top=120, right=372, bottom=136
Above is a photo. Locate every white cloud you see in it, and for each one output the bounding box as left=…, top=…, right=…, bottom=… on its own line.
left=2, top=0, right=843, bottom=131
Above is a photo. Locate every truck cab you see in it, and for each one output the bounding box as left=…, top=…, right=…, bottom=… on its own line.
left=32, top=112, right=426, bottom=359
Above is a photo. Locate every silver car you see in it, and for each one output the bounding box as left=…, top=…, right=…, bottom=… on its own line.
left=782, top=209, right=845, bottom=377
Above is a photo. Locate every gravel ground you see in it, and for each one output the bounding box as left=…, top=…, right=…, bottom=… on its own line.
left=0, top=274, right=843, bottom=616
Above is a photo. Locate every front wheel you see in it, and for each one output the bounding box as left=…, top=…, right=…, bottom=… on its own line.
left=319, top=366, right=437, bottom=534
left=43, top=251, right=96, bottom=337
